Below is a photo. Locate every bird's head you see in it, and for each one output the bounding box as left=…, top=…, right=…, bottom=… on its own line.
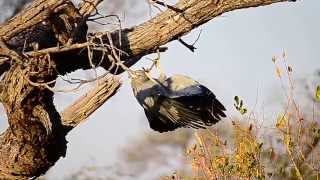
left=130, top=69, right=154, bottom=90
left=130, top=68, right=161, bottom=93
left=130, top=69, right=155, bottom=95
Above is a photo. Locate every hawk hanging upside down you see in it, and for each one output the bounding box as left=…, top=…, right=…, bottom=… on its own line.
left=130, top=68, right=226, bottom=133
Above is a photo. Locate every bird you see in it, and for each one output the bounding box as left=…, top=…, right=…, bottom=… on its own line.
left=130, top=69, right=226, bottom=133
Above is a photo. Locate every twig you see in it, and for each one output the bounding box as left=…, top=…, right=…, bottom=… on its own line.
left=150, top=0, right=184, bottom=13
left=177, top=30, right=202, bottom=52
left=27, top=42, right=92, bottom=56
left=178, top=38, right=197, bottom=52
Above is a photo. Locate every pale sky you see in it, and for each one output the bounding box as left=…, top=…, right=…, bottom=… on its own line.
left=0, top=1, right=319, bottom=179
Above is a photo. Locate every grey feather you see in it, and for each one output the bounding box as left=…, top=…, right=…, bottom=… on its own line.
left=131, top=70, right=226, bottom=133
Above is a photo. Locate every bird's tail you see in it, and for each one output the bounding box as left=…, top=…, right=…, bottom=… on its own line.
left=153, top=96, right=225, bottom=133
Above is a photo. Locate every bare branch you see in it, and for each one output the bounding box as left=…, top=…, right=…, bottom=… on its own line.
left=0, top=0, right=71, bottom=41
left=61, top=75, right=121, bottom=130
left=115, top=0, right=293, bottom=60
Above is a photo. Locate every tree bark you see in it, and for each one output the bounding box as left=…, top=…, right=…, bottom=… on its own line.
left=0, top=0, right=295, bottom=178
left=0, top=57, right=66, bottom=179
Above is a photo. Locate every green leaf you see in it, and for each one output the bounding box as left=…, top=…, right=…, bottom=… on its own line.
left=240, top=108, right=247, bottom=115
left=234, top=96, right=240, bottom=105
left=316, top=85, right=320, bottom=102
left=234, top=96, right=248, bottom=115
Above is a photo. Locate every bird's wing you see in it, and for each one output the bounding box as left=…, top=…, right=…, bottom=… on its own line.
left=144, top=85, right=226, bottom=132
left=164, top=84, right=203, bottom=98
left=144, top=109, right=179, bottom=132
left=143, top=95, right=208, bottom=132
left=171, top=91, right=226, bottom=122
left=158, top=96, right=209, bottom=129
left=161, top=75, right=202, bottom=97
left=139, top=75, right=226, bottom=133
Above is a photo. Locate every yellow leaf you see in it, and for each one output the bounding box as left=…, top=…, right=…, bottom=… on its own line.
left=276, top=114, right=287, bottom=129
left=316, top=85, right=320, bottom=102
left=275, top=66, right=282, bottom=78
left=284, top=134, right=292, bottom=147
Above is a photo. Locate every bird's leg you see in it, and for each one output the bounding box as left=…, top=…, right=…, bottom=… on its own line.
left=148, top=50, right=166, bottom=82
left=143, top=68, right=161, bottom=85
left=154, top=57, right=166, bottom=82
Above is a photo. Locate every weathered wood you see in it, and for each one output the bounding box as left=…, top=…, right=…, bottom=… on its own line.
left=0, top=0, right=68, bottom=41
left=0, top=57, right=67, bottom=179
left=61, top=75, right=121, bottom=129
left=0, top=0, right=86, bottom=52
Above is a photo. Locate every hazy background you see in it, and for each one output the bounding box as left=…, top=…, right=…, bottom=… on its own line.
left=0, top=0, right=319, bottom=179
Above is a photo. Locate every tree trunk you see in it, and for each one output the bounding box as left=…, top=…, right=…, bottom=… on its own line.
left=0, top=58, right=67, bottom=179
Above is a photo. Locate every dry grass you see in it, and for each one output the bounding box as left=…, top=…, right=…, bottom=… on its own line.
left=164, top=53, right=320, bottom=180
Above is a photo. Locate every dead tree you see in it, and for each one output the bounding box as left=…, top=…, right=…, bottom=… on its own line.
left=0, top=0, right=296, bottom=179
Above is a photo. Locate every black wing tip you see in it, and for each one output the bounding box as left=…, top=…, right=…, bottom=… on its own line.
left=213, top=99, right=227, bottom=117
left=199, top=85, right=227, bottom=111
left=201, top=96, right=226, bottom=126
left=144, top=110, right=180, bottom=133
left=215, top=99, right=227, bottom=111
left=151, top=122, right=179, bottom=133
